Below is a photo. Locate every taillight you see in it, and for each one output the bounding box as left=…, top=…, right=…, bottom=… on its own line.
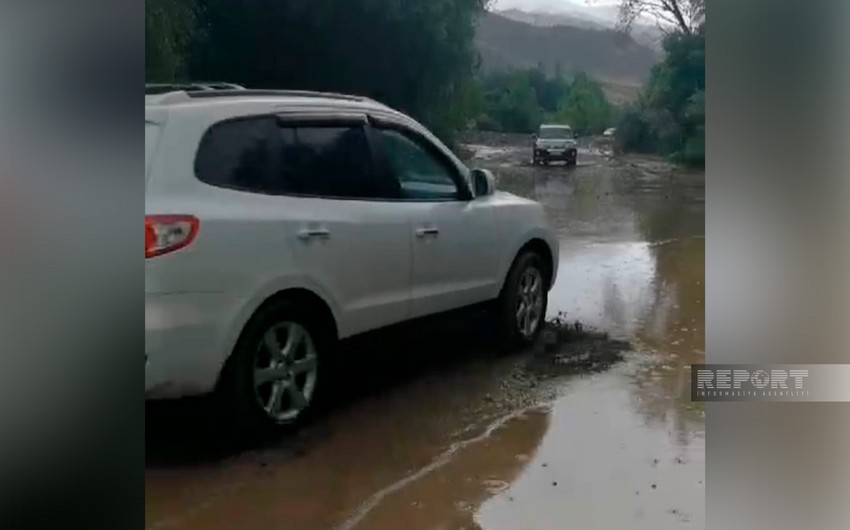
left=145, top=215, right=199, bottom=258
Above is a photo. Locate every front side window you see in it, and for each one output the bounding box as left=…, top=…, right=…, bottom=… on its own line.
left=373, top=128, right=461, bottom=200
left=195, top=117, right=383, bottom=199
left=280, top=126, right=378, bottom=198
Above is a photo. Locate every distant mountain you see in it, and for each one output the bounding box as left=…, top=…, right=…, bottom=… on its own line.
left=476, top=11, right=659, bottom=98
left=497, top=8, right=610, bottom=31
left=497, top=8, right=665, bottom=51
left=493, top=0, right=620, bottom=23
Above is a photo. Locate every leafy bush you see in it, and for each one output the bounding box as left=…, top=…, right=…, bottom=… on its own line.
left=476, top=68, right=614, bottom=135
left=146, top=0, right=487, bottom=146
left=146, top=0, right=200, bottom=81
left=616, top=105, right=655, bottom=153
left=555, top=72, right=614, bottom=135
left=616, top=29, right=705, bottom=166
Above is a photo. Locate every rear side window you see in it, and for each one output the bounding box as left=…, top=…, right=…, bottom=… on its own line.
left=195, top=117, right=280, bottom=192
left=195, top=117, right=383, bottom=199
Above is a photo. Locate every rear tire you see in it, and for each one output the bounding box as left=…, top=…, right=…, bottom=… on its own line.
left=215, top=298, right=331, bottom=437
left=496, top=251, right=549, bottom=348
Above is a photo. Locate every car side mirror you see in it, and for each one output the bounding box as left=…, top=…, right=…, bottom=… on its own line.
left=531, top=134, right=538, bottom=141
left=471, top=168, right=496, bottom=198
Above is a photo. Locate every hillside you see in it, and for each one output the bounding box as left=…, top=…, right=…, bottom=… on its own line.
left=497, top=7, right=611, bottom=31
left=496, top=5, right=666, bottom=51
left=476, top=11, right=659, bottom=101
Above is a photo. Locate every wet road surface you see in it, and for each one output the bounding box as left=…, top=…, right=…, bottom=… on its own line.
left=146, top=137, right=705, bottom=530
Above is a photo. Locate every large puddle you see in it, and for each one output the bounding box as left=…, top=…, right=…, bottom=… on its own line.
left=146, top=144, right=705, bottom=530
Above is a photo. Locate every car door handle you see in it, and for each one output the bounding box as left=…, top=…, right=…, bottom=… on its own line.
left=297, top=228, right=331, bottom=240
left=415, top=227, right=439, bottom=238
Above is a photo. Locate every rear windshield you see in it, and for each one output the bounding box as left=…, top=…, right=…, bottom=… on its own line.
left=145, top=122, right=161, bottom=178
left=539, top=127, right=572, bottom=139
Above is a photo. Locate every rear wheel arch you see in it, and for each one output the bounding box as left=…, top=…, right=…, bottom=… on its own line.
left=218, top=288, right=338, bottom=386
left=247, top=288, right=338, bottom=342
left=214, top=288, right=338, bottom=432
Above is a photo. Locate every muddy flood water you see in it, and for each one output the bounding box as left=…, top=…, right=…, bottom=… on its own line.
left=146, top=134, right=705, bottom=530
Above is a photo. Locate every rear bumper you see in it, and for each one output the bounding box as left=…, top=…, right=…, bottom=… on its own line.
left=145, top=292, right=243, bottom=399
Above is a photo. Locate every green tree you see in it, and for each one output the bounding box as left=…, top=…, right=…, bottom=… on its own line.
left=618, top=0, right=705, bottom=36
left=555, top=72, right=614, bottom=135
left=188, top=0, right=488, bottom=145
left=528, top=66, right=569, bottom=113
left=474, top=68, right=575, bottom=133
left=492, top=74, right=542, bottom=133
left=146, top=0, right=200, bottom=81
left=680, top=89, right=705, bottom=165
left=617, top=104, right=655, bottom=153
left=616, top=28, right=705, bottom=166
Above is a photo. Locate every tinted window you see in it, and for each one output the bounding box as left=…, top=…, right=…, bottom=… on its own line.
left=281, top=126, right=378, bottom=198
left=374, top=128, right=460, bottom=200
left=195, top=117, right=382, bottom=199
left=195, top=117, right=280, bottom=192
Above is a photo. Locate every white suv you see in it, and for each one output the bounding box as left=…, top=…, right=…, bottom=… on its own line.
left=145, top=88, right=558, bottom=430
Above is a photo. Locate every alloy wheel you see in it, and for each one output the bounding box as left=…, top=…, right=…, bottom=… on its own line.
left=515, top=267, right=544, bottom=339
left=253, top=321, right=318, bottom=423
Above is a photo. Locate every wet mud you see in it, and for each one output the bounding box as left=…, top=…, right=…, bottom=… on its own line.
left=146, top=133, right=705, bottom=530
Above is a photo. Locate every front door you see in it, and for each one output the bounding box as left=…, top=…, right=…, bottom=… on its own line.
left=369, top=124, right=500, bottom=318
left=274, top=118, right=412, bottom=337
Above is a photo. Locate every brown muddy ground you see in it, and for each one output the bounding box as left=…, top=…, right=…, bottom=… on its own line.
left=146, top=134, right=705, bottom=530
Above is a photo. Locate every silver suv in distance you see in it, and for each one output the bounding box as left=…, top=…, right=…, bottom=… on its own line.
left=532, top=124, right=578, bottom=166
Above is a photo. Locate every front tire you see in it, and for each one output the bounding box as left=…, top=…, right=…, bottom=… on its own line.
left=216, top=299, right=329, bottom=436
left=496, top=252, right=549, bottom=348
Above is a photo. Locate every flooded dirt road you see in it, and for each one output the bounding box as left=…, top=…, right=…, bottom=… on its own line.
left=146, top=134, right=705, bottom=530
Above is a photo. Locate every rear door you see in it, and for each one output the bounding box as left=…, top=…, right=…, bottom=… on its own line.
left=273, top=114, right=413, bottom=337
left=369, top=119, right=500, bottom=318
left=194, top=113, right=413, bottom=338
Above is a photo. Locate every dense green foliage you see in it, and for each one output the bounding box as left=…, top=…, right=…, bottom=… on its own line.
left=146, top=0, right=487, bottom=145
left=474, top=68, right=615, bottom=135
left=145, top=0, right=200, bottom=81
left=616, top=29, right=705, bottom=166
left=553, top=72, right=615, bottom=136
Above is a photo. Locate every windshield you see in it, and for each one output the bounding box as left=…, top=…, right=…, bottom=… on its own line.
left=539, top=127, right=573, bottom=139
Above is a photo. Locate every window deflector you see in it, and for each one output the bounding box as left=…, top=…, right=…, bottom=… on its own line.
left=275, top=112, right=367, bottom=128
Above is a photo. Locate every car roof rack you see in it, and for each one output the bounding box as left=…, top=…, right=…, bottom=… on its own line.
left=145, top=82, right=247, bottom=95
left=145, top=83, right=376, bottom=105
left=186, top=89, right=371, bottom=103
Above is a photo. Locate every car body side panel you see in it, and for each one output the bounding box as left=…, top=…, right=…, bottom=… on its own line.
left=145, top=98, right=559, bottom=400
left=146, top=103, right=415, bottom=397
left=488, top=192, right=560, bottom=292
left=407, top=198, right=499, bottom=317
